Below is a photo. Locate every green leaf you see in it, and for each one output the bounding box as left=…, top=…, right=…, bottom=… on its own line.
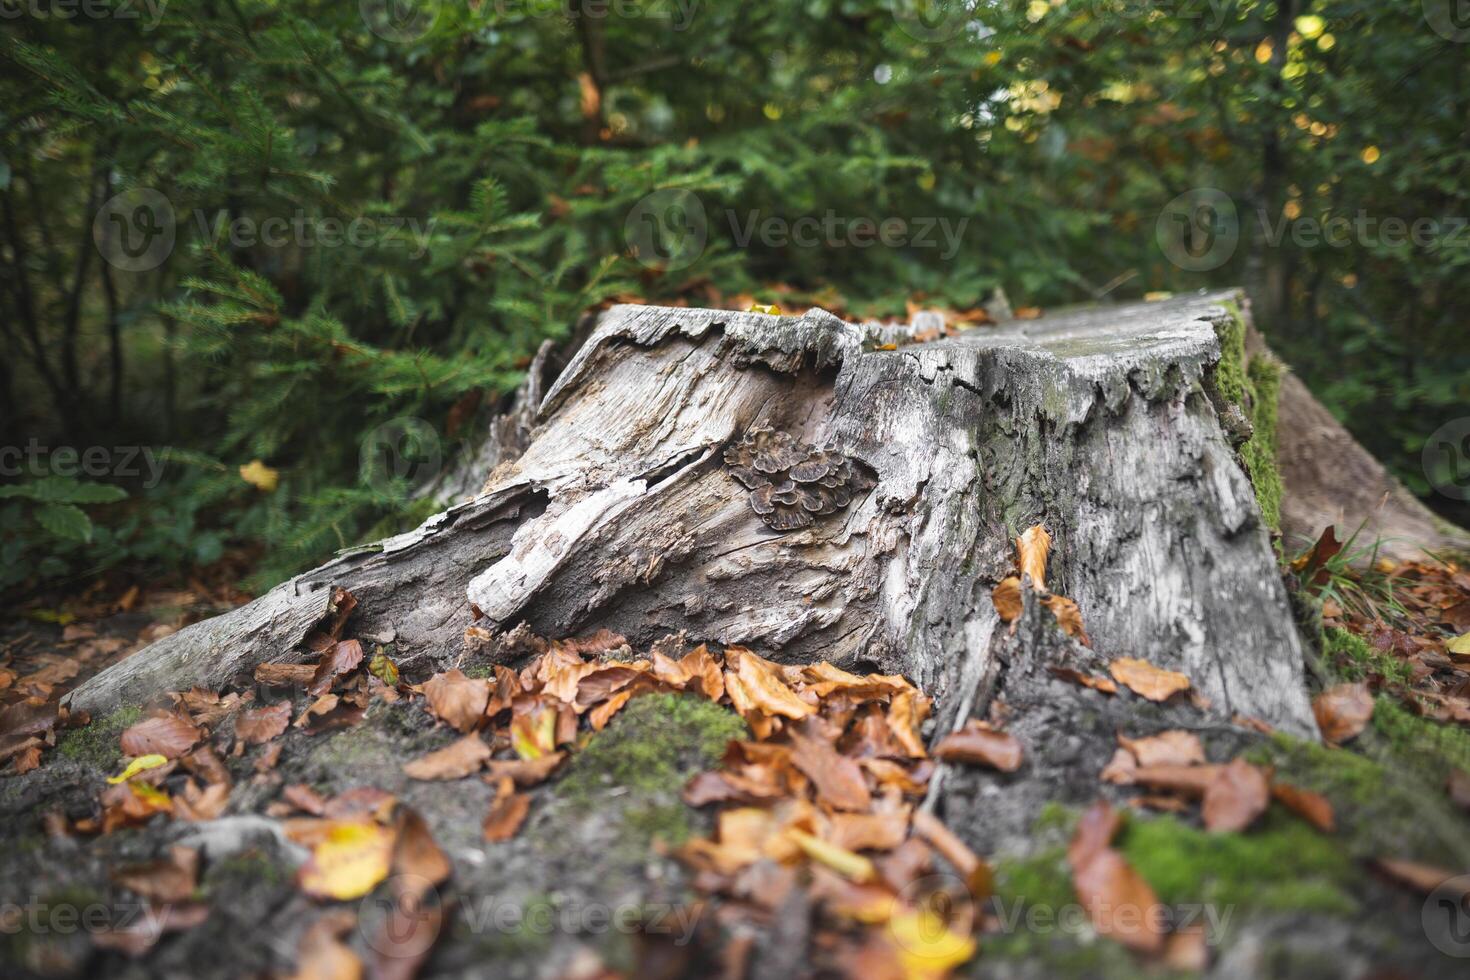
left=36, top=503, right=93, bottom=542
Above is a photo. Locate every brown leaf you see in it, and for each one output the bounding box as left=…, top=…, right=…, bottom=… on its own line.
left=283, top=783, right=330, bottom=815
left=174, top=780, right=230, bottom=821
left=403, top=734, right=492, bottom=781
left=1109, top=658, right=1191, bottom=702
left=1312, top=682, right=1373, bottom=744
left=484, top=752, right=566, bottom=788
left=1067, top=800, right=1123, bottom=870
left=286, top=909, right=362, bottom=980
left=1041, top=593, right=1090, bottom=645
left=1201, top=758, right=1270, bottom=832
left=991, top=576, right=1023, bottom=623
left=392, top=806, right=452, bottom=897
left=182, top=745, right=232, bottom=787
left=12, top=741, right=43, bottom=774
left=1100, top=748, right=1138, bottom=785
left=1072, top=849, right=1164, bottom=953
left=0, top=698, right=59, bottom=739
left=309, top=639, right=365, bottom=696
left=1373, top=858, right=1465, bottom=895
left=1118, top=730, right=1204, bottom=768
left=120, top=714, right=202, bottom=759
left=236, top=701, right=293, bottom=744
left=1131, top=764, right=1221, bottom=798
left=1016, top=523, right=1051, bottom=590
left=886, top=689, right=930, bottom=758
left=483, top=777, right=531, bottom=842
left=1291, top=525, right=1343, bottom=591
left=1049, top=666, right=1117, bottom=694
left=725, top=647, right=814, bottom=721
left=680, top=644, right=725, bottom=701
left=111, top=845, right=199, bottom=904
left=588, top=688, right=637, bottom=730
left=1271, top=782, right=1335, bottom=833
left=421, top=669, right=490, bottom=733
left=788, top=719, right=872, bottom=812
left=827, top=811, right=910, bottom=853
left=911, top=810, right=991, bottom=899
left=933, top=722, right=1023, bottom=772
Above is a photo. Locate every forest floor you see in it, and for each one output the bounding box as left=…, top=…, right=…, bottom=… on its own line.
left=2, top=533, right=1470, bottom=979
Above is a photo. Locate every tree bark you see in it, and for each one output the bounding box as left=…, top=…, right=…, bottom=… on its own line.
left=68, top=290, right=1316, bottom=740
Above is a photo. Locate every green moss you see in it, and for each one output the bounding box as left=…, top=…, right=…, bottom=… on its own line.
left=1212, top=303, right=1283, bottom=531
left=1367, top=695, right=1470, bottom=780
left=1323, top=627, right=1414, bottom=686
left=1119, top=812, right=1355, bottom=916
left=57, top=706, right=142, bottom=769
left=557, top=693, right=745, bottom=847
left=994, top=846, right=1075, bottom=915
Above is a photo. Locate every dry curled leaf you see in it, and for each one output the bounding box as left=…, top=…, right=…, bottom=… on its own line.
left=1271, top=782, right=1335, bottom=833
left=992, top=576, right=1023, bottom=623
left=236, top=701, right=293, bottom=744
left=1312, top=682, right=1373, bottom=744
left=933, top=721, right=1023, bottom=772
left=1109, top=658, right=1191, bottom=702
left=309, top=639, right=365, bottom=696
left=1117, top=730, right=1204, bottom=768
left=1016, top=524, right=1051, bottom=590
left=483, top=777, right=531, bottom=842
left=1067, top=801, right=1163, bottom=955
left=1201, top=758, right=1270, bottom=833
left=296, top=820, right=395, bottom=901
left=402, top=733, right=492, bottom=781
left=120, top=714, right=202, bottom=759
left=421, top=669, right=491, bottom=733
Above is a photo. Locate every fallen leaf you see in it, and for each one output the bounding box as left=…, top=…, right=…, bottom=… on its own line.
left=887, top=906, right=977, bottom=977
left=1016, top=524, right=1051, bottom=590
left=368, top=651, right=399, bottom=688
left=297, top=820, right=396, bottom=901
left=403, top=733, right=492, bottom=781
left=240, top=458, right=280, bottom=492
left=1109, top=658, right=1191, bottom=702
left=1069, top=824, right=1164, bottom=956
left=933, top=722, right=1023, bottom=772
left=509, top=699, right=558, bottom=760
left=1201, top=758, right=1270, bottom=832
left=1312, top=682, right=1374, bottom=744
left=111, top=845, right=199, bottom=904
left=174, top=780, right=230, bottom=821
left=725, top=647, right=815, bottom=721
left=120, top=714, right=202, bottom=759
left=1448, top=633, right=1470, bottom=656
left=1373, top=858, right=1465, bottom=895
left=421, top=669, right=490, bottom=733
left=391, top=806, right=452, bottom=898
left=484, top=752, right=566, bottom=788
left=1118, top=730, right=1204, bottom=768
left=785, top=828, right=875, bottom=882
left=1271, top=782, right=1335, bottom=832
left=1100, top=748, right=1138, bottom=785
left=1050, top=666, right=1117, bottom=694
left=283, top=783, right=330, bottom=815
left=108, top=754, right=170, bottom=784
left=286, top=910, right=362, bottom=980
left=992, top=577, right=1023, bottom=623
left=1042, top=594, right=1089, bottom=644
left=1067, top=800, right=1123, bottom=870
left=827, top=812, right=910, bottom=853
left=310, top=639, right=365, bottom=696
left=1130, top=764, right=1221, bottom=797
left=483, top=777, right=531, bottom=842
left=789, top=719, right=873, bottom=812
left=588, top=688, right=637, bottom=730
left=237, top=701, right=293, bottom=744
left=886, top=689, right=930, bottom=758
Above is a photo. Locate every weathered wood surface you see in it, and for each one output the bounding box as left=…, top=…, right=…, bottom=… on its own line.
left=68, top=290, right=1316, bottom=741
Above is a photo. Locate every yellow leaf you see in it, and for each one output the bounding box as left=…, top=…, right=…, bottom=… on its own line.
left=108, top=754, right=169, bottom=784
left=240, top=459, right=280, bottom=492
left=511, top=704, right=558, bottom=760
left=747, top=303, right=781, bottom=315
left=785, top=828, right=874, bottom=882
left=888, top=907, right=977, bottom=978
left=297, top=821, right=395, bottom=901
left=1447, top=633, right=1470, bottom=656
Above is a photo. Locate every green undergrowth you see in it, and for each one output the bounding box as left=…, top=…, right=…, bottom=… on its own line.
left=1323, top=627, right=1414, bottom=686
left=556, top=694, right=746, bottom=849
left=57, top=706, right=142, bottom=770
left=1213, top=303, right=1283, bottom=530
